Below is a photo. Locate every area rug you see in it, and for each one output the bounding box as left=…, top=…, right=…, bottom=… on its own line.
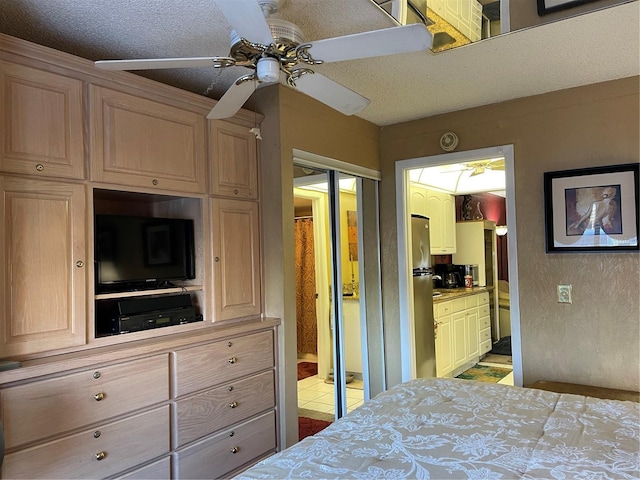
left=298, top=416, right=332, bottom=440
left=456, top=364, right=512, bottom=383
left=297, top=361, right=318, bottom=380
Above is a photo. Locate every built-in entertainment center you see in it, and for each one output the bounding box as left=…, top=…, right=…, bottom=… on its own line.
left=1, top=33, right=275, bottom=480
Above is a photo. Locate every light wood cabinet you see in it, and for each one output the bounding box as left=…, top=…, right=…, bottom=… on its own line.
left=409, top=184, right=456, bottom=254
left=426, top=190, right=456, bottom=254
left=434, top=303, right=453, bottom=377
left=211, top=198, right=261, bottom=321
left=0, top=324, right=278, bottom=480
left=0, top=177, right=87, bottom=357
left=0, top=61, right=85, bottom=179
left=465, top=295, right=480, bottom=360
left=89, top=85, right=207, bottom=194
left=209, top=120, right=259, bottom=199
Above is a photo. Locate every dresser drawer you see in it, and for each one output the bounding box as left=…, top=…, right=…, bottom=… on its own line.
left=2, top=405, right=170, bottom=479
left=175, top=331, right=274, bottom=397
left=116, top=456, right=171, bottom=480
left=479, top=315, right=491, bottom=330
left=479, top=304, right=490, bottom=318
left=480, top=339, right=492, bottom=355
left=176, top=411, right=276, bottom=480
left=1, top=354, right=170, bottom=449
left=176, top=370, right=275, bottom=447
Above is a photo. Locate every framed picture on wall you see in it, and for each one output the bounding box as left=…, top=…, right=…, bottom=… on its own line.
left=544, top=163, right=639, bottom=252
left=537, top=0, right=600, bottom=15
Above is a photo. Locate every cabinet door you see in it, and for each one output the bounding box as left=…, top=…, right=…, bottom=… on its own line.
left=409, top=185, right=427, bottom=216
left=442, top=194, right=456, bottom=252
left=89, top=85, right=206, bottom=193
left=435, top=313, right=453, bottom=377
left=0, top=177, right=86, bottom=357
left=426, top=191, right=444, bottom=252
left=211, top=199, right=261, bottom=321
left=466, top=307, right=479, bottom=360
left=452, top=311, right=467, bottom=369
left=210, top=120, right=258, bottom=199
left=0, top=62, right=84, bottom=179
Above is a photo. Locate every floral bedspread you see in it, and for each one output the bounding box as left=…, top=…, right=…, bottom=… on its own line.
left=237, top=378, right=640, bottom=479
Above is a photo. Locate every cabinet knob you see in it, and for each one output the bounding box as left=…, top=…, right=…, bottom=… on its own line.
left=152, top=179, right=158, bottom=186
left=94, top=392, right=106, bottom=401
left=233, top=189, right=239, bottom=195
left=95, top=451, right=107, bottom=461
left=229, top=401, right=238, bottom=408
left=227, top=341, right=233, bottom=347
left=93, top=371, right=101, bottom=379
left=93, top=430, right=101, bottom=439
left=76, top=260, right=84, bottom=268
left=228, top=357, right=237, bottom=364
left=215, top=256, right=220, bottom=262
left=230, top=446, right=239, bottom=454
left=35, top=163, right=44, bottom=171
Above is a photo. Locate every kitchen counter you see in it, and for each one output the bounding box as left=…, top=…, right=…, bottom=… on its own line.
left=432, top=286, right=492, bottom=303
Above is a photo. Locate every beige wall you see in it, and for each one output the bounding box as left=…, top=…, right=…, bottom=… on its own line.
left=509, top=0, right=630, bottom=31
left=256, top=85, right=380, bottom=448
left=379, top=76, right=640, bottom=392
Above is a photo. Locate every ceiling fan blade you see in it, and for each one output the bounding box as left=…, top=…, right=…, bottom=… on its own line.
left=207, top=76, right=258, bottom=120
left=95, top=57, right=235, bottom=71
left=213, top=0, right=274, bottom=46
left=294, top=72, right=370, bottom=116
left=305, top=23, right=432, bottom=64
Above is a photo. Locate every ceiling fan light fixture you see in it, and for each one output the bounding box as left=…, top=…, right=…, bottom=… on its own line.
left=257, top=57, right=280, bottom=82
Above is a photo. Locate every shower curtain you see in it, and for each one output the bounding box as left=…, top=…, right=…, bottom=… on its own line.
left=295, top=218, right=318, bottom=355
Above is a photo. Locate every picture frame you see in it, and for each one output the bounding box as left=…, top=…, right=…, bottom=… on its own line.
left=544, top=163, right=639, bottom=252
left=537, top=0, right=600, bottom=16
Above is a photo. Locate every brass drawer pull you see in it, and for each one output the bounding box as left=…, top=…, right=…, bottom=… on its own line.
left=229, top=401, right=238, bottom=408
left=35, top=163, right=44, bottom=171
left=228, top=357, right=237, bottom=364
left=95, top=451, right=107, bottom=461
left=230, top=446, right=239, bottom=454
left=94, top=392, right=106, bottom=401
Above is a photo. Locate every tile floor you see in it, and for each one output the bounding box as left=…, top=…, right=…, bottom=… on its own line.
left=297, top=359, right=513, bottom=418
left=298, top=374, right=364, bottom=417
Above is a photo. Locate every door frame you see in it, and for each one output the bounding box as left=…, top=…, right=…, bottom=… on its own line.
left=293, top=187, right=331, bottom=379
left=394, top=145, right=523, bottom=386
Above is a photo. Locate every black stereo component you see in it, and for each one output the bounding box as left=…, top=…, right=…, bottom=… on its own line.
left=98, top=307, right=202, bottom=335
left=96, top=294, right=202, bottom=336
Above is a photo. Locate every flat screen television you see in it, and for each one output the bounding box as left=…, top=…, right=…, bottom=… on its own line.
left=95, top=214, right=195, bottom=293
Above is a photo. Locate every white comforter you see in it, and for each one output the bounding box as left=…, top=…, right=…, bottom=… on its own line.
left=237, top=378, right=640, bottom=479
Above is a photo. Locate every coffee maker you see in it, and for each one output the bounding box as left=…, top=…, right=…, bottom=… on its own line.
left=434, top=264, right=462, bottom=288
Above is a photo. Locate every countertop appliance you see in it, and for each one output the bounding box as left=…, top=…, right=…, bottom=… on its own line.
left=434, top=263, right=462, bottom=288
left=410, top=214, right=436, bottom=378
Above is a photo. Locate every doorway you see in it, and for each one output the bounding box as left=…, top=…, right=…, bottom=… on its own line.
left=395, top=145, right=522, bottom=386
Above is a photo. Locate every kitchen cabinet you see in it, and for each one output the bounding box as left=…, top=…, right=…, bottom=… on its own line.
left=434, top=302, right=453, bottom=376
left=212, top=198, right=261, bottom=321
left=429, top=0, right=482, bottom=42
left=89, top=85, right=207, bottom=194
left=435, top=291, right=489, bottom=376
left=0, top=177, right=87, bottom=357
left=0, top=61, right=85, bottom=179
left=209, top=120, right=259, bottom=199
left=409, top=184, right=456, bottom=254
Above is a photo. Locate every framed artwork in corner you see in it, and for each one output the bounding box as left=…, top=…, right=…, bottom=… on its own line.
left=537, top=0, right=600, bottom=15
left=544, top=163, right=639, bottom=252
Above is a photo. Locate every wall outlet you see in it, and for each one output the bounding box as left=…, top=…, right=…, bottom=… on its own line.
left=557, top=284, right=572, bottom=304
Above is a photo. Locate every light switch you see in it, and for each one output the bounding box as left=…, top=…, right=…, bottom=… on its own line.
left=557, top=284, right=572, bottom=304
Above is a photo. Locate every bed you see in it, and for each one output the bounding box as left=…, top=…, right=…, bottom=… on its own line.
left=237, top=378, right=640, bottom=479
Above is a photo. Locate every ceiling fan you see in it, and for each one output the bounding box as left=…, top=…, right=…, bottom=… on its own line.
left=94, top=0, right=432, bottom=120
left=465, top=159, right=505, bottom=176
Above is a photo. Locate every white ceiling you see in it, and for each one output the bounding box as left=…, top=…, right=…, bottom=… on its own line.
left=1, top=0, right=638, bottom=126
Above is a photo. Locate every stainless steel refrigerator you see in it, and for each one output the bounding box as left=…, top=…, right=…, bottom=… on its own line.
left=411, top=214, right=436, bottom=378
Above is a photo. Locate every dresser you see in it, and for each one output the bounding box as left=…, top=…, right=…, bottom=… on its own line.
left=0, top=320, right=279, bottom=479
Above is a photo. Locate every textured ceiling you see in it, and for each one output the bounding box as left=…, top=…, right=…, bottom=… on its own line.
left=1, top=0, right=638, bottom=126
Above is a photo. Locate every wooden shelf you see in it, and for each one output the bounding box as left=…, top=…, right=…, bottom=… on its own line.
left=95, top=285, right=203, bottom=301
